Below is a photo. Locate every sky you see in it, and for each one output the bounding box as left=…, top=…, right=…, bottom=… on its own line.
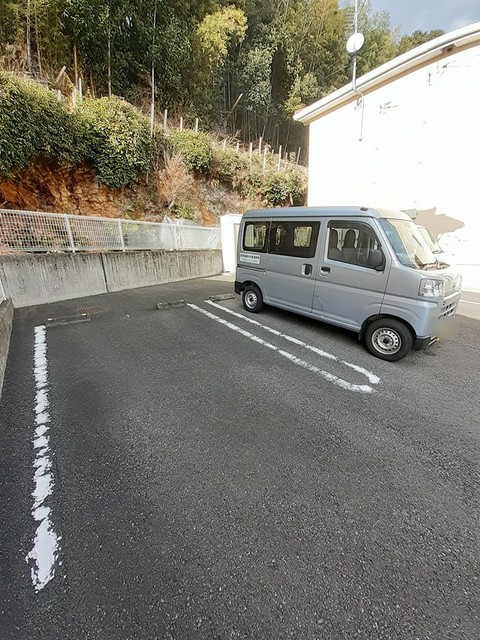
left=365, top=0, right=480, bottom=35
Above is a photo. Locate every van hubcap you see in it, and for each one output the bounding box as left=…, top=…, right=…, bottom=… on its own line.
left=372, top=328, right=401, bottom=355
left=245, top=291, right=258, bottom=309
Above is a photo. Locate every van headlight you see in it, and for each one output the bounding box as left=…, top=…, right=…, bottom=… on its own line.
left=419, top=279, right=445, bottom=297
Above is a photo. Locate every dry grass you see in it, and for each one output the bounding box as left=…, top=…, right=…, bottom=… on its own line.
left=155, top=151, right=195, bottom=210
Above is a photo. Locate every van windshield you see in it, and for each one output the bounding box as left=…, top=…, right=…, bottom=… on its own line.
left=417, top=226, right=443, bottom=254
left=380, top=219, right=438, bottom=269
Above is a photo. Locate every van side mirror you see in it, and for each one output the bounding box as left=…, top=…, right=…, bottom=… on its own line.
left=369, top=249, right=385, bottom=270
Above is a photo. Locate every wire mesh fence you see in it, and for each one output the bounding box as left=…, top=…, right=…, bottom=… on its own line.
left=0, top=210, right=221, bottom=253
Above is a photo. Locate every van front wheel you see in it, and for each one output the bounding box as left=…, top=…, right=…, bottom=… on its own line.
left=242, top=284, right=264, bottom=313
left=365, top=319, right=413, bottom=361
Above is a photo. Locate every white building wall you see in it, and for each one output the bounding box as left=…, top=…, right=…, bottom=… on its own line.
left=220, top=214, right=243, bottom=273
left=307, top=46, right=480, bottom=291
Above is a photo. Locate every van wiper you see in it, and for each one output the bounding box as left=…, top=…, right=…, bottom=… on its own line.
left=415, top=260, right=439, bottom=270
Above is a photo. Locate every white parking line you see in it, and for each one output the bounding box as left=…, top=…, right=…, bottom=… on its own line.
left=188, top=304, right=377, bottom=394
left=205, top=299, right=380, bottom=386
left=460, top=300, right=480, bottom=305
left=25, top=326, right=60, bottom=592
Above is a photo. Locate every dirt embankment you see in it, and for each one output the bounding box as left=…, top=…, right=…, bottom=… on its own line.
left=0, top=159, right=255, bottom=224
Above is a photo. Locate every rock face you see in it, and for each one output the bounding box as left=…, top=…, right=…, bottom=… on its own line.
left=0, top=160, right=127, bottom=217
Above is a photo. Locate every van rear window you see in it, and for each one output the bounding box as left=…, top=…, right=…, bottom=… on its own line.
left=243, top=222, right=268, bottom=252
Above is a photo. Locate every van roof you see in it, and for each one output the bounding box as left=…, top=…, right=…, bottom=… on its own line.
left=242, top=206, right=411, bottom=220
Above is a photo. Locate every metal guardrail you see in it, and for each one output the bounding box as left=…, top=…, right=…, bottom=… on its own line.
left=0, top=210, right=221, bottom=253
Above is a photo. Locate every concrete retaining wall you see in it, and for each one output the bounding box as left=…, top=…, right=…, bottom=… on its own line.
left=0, top=253, right=108, bottom=307
left=102, top=250, right=223, bottom=292
left=0, top=250, right=223, bottom=307
left=0, top=299, right=14, bottom=401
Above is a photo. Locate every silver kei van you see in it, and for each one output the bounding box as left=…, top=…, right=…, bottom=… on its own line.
left=234, top=206, right=462, bottom=361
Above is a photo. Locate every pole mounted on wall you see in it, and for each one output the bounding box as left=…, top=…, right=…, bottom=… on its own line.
left=346, top=0, right=365, bottom=90
left=346, top=0, right=365, bottom=140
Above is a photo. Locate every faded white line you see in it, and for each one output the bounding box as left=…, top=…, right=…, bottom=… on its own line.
left=205, top=299, right=380, bottom=386
left=460, top=300, right=480, bottom=305
left=189, top=304, right=374, bottom=393
left=26, top=325, right=60, bottom=593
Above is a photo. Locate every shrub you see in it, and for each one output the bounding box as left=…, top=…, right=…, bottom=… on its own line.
left=242, top=167, right=263, bottom=201
left=169, top=129, right=213, bottom=173
left=258, top=170, right=306, bottom=207
left=0, top=72, right=81, bottom=176
left=214, top=148, right=248, bottom=187
left=0, top=74, right=155, bottom=188
left=152, top=125, right=168, bottom=159
left=75, top=97, right=154, bottom=188
left=171, top=201, right=196, bottom=220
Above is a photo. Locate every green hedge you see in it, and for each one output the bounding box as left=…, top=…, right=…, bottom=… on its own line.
left=0, top=72, right=81, bottom=176
left=0, top=72, right=305, bottom=205
left=75, top=97, right=154, bottom=188
left=0, top=73, right=155, bottom=188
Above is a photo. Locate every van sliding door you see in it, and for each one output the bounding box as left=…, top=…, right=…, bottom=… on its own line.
left=265, top=220, right=321, bottom=313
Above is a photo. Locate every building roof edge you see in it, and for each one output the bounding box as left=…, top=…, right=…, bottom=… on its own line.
left=293, top=22, right=480, bottom=125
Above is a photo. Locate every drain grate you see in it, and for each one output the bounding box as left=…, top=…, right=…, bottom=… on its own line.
left=78, top=306, right=104, bottom=316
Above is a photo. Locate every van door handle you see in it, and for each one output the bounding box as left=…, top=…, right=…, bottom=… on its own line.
left=320, top=266, right=331, bottom=276
left=302, top=264, right=313, bottom=276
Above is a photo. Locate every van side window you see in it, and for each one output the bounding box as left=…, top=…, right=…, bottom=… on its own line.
left=327, top=221, right=384, bottom=269
left=270, top=222, right=320, bottom=258
left=243, top=222, right=268, bottom=252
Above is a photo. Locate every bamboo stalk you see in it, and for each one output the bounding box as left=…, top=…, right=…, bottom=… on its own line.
left=34, top=1, right=42, bottom=76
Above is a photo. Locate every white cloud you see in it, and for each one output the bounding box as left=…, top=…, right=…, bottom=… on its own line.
left=367, top=0, right=480, bottom=34
left=448, top=13, right=479, bottom=31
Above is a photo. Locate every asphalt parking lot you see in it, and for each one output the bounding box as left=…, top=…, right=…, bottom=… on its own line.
left=1, top=275, right=479, bottom=640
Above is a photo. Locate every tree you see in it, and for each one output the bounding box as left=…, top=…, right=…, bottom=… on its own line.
left=63, top=0, right=110, bottom=93
left=354, top=8, right=398, bottom=77
left=397, top=29, right=444, bottom=55
left=0, top=0, right=446, bottom=161
left=237, top=45, right=273, bottom=136
left=192, top=5, right=247, bottom=122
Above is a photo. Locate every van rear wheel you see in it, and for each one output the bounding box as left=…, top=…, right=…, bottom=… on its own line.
left=365, top=319, right=413, bottom=362
left=242, top=284, right=264, bottom=313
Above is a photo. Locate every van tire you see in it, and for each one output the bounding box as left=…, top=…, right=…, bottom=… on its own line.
left=364, top=319, right=413, bottom=362
left=242, top=284, right=264, bottom=313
